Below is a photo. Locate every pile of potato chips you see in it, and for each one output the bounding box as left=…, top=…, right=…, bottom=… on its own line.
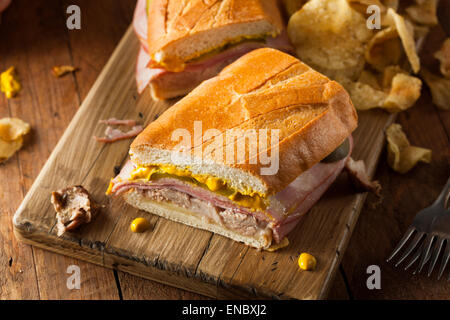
left=286, top=0, right=442, bottom=113
left=0, top=118, right=30, bottom=163
left=285, top=0, right=442, bottom=173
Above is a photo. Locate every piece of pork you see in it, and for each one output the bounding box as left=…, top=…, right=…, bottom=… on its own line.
left=51, top=186, right=100, bottom=236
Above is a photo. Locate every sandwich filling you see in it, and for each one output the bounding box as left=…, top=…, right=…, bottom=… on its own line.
left=125, top=164, right=267, bottom=211
left=149, top=34, right=278, bottom=72
left=108, top=137, right=353, bottom=248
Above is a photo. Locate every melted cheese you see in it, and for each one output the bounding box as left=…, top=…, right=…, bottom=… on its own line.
left=129, top=164, right=267, bottom=211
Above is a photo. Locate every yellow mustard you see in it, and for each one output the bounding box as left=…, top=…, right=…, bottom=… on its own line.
left=298, top=253, right=317, bottom=271
left=1, top=67, right=21, bottom=99
left=105, top=181, right=114, bottom=195
left=205, top=177, right=224, bottom=192
left=130, top=217, right=151, bottom=233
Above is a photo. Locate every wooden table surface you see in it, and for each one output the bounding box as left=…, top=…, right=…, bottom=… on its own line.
left=0, top=0, right=448, bottom=300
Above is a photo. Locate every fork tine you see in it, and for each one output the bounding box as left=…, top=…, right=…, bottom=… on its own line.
left=413, top=248, right=432, bottom=275
left=387, top=227, right=416, bottom=262
left=394, top=231, right=425, bottom=267
left=417, top=235, right=436, bottom=274
left=427, top=237, right=445, bottom=277
left=437, top=240, right=450, bottom=280
left=404, top=246, right=421, bottom=271
left=405, top=241, right=432, bottom=272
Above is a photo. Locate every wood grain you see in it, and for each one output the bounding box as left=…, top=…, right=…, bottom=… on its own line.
left=12, top=15, right=396, bottom=298
left=0, top=0, right=118, bottom=300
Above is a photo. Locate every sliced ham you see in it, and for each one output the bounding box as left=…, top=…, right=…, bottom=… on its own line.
left=110, top=137, right=353, bottom=243
left=136, top=48, right=165, bottom=94
left=99, top=118, right=138, bottom=126
left=94, top=125, right=144, bottom=143
left=133, top=0, right=148, bottom=51
left=344, top=157, right=382, bottom=196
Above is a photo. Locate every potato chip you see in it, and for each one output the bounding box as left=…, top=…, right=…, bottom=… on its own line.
left=365, top=27, right=402, bottom=71
left=287, top=0, right=373, bottom=81
left=410, top=22, right=430, bottom=40
left=381, top=0, right=398, bottom=10
left=386, top=123, right=431, bottom=174
left=387, top=9, right=420, bottom=73
left=358, top=69, right=381, bottom=89
left=281, top=0, right=308, bottom=17
left=0, top=117, right=30, bottom=163
left=0, top=117, right=31, bottom=141
left=0, top=137, right=23, bottom=163
left=421, top=68, right=450, bottom=110
left=381, top=65, right=406, bottom=88
left=434, top=38, right=450, bottom=78
left=347, top=0, right=386, bottom=16
left=405, top=0, right=438, bottom=26
left=383, top=73, right=422, bottom=112
left=342, top=79, right=388, bottom=110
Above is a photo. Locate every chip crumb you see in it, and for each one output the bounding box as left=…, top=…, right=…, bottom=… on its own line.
left=1, top=67, right=21, bottom=99
left=52, top=65, right=78, bottom=78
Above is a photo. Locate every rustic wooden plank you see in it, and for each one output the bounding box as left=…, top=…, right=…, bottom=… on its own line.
left=13, top=16, right=399, bottom=299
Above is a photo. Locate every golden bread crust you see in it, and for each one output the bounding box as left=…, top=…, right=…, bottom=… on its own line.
left=147, top=0, right=284, bottom=61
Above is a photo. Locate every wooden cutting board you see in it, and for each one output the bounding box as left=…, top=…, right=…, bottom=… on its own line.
left=13, top=26, right=394, bottom=300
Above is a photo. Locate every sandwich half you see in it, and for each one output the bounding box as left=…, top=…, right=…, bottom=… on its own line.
left=133, top=0, right=293, bottom=100
left=108, top=48, right=358, bottom=250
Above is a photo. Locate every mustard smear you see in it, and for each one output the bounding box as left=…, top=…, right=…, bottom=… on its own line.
left=1, top=67, right=21, bottom=99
